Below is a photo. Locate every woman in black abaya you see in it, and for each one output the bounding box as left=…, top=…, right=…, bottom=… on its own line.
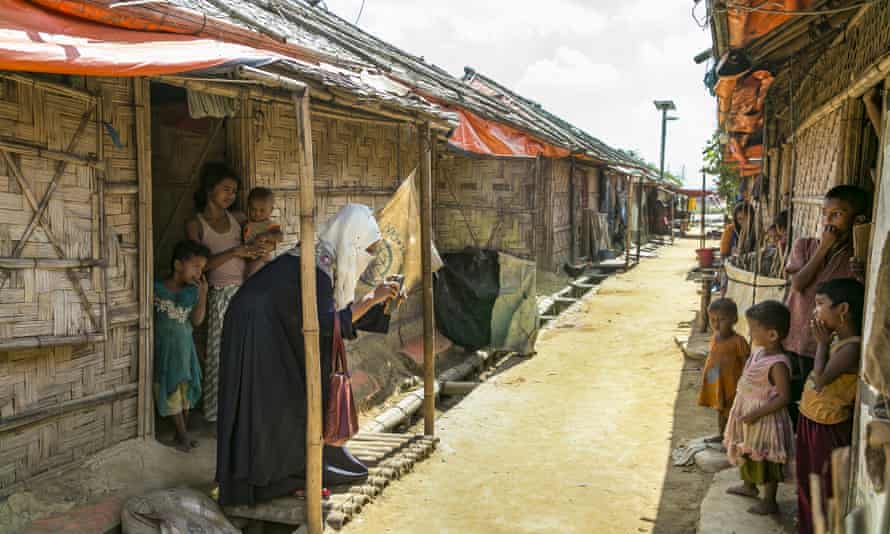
left=216, top=204, right=397, bottom=506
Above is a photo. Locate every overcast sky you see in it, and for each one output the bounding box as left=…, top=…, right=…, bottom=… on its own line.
left=324, top=0, right=715, bottom=188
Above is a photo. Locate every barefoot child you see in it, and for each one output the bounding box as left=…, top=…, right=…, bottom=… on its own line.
left=796, top=278, right=864, bottom=534
left=154, top=240, right=210, bottom=452
left=698, top=298, right=750, bottom=442
left=185, top=163, right=261, bottom=423
left=243, top=187, right=283, bottom=278
left=724, top=300, right=794, bottom=516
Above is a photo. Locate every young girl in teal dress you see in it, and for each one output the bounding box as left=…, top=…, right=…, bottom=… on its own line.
left=154, top=240, right=210, bottom=452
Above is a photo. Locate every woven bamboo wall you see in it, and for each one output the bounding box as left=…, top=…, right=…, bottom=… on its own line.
left=434, top=154, right=537, bottom=260
left=784, top=2, right=890, bottom=125
left=791, top=107, right=845, bottom=237
left=250, top=102, right=418, bottom=245
left=151, top=101, right=228, bottom=278
left=548, top=159, right=572, bottom=270
left=0, top=75, right=141, bottom=493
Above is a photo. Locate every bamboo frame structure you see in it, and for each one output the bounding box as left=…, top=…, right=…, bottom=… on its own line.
left=625, top=178, right=632, bottom=269
left=418, top=122, right=436, bottom=436
left=135, top=77, right=155, bottom=439
left=295, top=89, right=323, bottom=534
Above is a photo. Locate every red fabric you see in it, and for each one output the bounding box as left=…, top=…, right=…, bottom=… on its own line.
left=448, top=108, right=571, bottom=158
left=0, top=0, right=275, bottom=76
left=796, top=415, right=852, bottom=534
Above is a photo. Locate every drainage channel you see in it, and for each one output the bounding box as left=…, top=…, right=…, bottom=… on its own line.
left=537, top=270, right=610, bottom=328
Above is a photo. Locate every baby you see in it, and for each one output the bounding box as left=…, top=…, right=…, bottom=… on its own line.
left=243, top=187, right=283, bottom=278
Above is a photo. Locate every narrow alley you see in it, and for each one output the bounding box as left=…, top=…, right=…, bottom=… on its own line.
left=341, top=240, right=713, bottom=534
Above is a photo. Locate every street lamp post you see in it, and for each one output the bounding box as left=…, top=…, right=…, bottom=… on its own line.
left=639, top=100, right=677, bottom=264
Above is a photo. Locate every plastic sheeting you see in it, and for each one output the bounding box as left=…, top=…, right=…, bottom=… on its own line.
left=490, top=253, right=537, bottom=354
left=0, top=0, right=275, bottom=76
left=727, top=0, right=814, bottom=48
left=435, top=249, right=500, bottom=351
left=435, top=249, right=538, bottom=354
left=448, top=108, right=571, bottom=158
left=121, top=487, right=239, bottom=534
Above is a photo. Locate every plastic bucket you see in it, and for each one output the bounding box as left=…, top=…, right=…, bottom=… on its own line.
left=696, top=248, right=715, bottom=268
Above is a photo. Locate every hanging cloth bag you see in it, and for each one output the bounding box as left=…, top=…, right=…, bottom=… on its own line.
left=324, top=313, right=359, bottom=446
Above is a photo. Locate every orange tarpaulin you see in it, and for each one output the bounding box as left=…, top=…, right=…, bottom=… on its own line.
left=448, top=108, right=571, bottom=158
left=727, top=0, right=814, bottom=48
left=727, top=142, right=763, bottom=166
left=0, top=0, right=276, bottom=76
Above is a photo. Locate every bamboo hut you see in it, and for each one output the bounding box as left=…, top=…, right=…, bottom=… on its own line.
left=706, top=1, right=890, bottom=530
left=0, top=0, right=459, bottom=501
left=439, top=69, right=650, bottom=272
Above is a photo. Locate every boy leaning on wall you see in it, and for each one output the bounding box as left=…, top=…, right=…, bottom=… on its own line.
left=783, top=185, right=870, bottom=422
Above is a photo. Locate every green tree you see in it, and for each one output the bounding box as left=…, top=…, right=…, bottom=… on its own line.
left=702, top=131, right=740, bottom=213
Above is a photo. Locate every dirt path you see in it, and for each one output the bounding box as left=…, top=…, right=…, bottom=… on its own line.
left=340, top=239, right=715, bottom=534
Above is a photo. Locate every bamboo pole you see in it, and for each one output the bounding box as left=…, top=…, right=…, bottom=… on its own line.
left=96, top=95, right=110, bottom=355
left=0, top=72, right=96, bottom=103
left=419, top=121, right=436, bottom=437
left=9, top=105, right=97, bottom=256
left=0, top=139, right=103, bottom=170
left=134, top=78, right=155, bottom=439
left=295, top=90, right=323, bottom=534
left=624, top=178, right=632, bottom=268
left=0, top=151, right=101, bottom=330
left=0, top=382, right=136, bottom=434
left=0, top=333, right=105, bottom=351
left=568, top=157, right=577, bottom=264
left=0, top=258, right=105, bottom=269
left=155, top=117, right=226, bottom=256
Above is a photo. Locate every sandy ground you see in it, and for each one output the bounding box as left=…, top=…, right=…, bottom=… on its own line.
left=340, top=239, right=716, bottom=534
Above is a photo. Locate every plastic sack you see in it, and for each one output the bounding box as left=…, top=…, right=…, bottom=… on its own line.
left=121, top=487, right=240, bottom=534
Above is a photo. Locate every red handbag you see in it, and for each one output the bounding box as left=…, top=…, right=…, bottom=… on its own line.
left=323, top=313, right=359, bottom=446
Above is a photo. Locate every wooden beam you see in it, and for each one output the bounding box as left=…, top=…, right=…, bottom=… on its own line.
left=419, top=121, right=436, bottom=437
left=296, top=90, right=323, bottom=534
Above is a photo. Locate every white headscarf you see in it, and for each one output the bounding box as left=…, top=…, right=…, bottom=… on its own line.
left=295, top=204, right=382, bottom=311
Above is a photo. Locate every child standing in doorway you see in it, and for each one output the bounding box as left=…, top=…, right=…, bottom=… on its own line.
left=154, top=240, right=209, bottom=452
left=796, top=278, right=864, bottom=534
left=724, top=300, right=794, bottom=516
left=185, top=163, right=261, bottom=423
left=243, top=187, right=283, bottom=278
left=698, top=298, right=750, bottom=443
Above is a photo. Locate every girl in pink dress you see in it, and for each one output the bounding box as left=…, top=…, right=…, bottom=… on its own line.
left=724, top=300, right=794, bottom=516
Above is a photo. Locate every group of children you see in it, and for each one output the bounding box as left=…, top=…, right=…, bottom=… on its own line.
left=153, top=163, right=283, bottom=451
left=698, top=185, right=869, bottom=534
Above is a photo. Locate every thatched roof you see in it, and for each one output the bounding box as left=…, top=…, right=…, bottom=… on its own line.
left=463, top=68, right=643, bottom=168
left=164, top=0, right=642, bottom=167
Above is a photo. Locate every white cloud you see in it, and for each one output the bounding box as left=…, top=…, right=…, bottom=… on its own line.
left=517, top=47, right=619, bottom=93
left=323, top=0, right=716, bottom=187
